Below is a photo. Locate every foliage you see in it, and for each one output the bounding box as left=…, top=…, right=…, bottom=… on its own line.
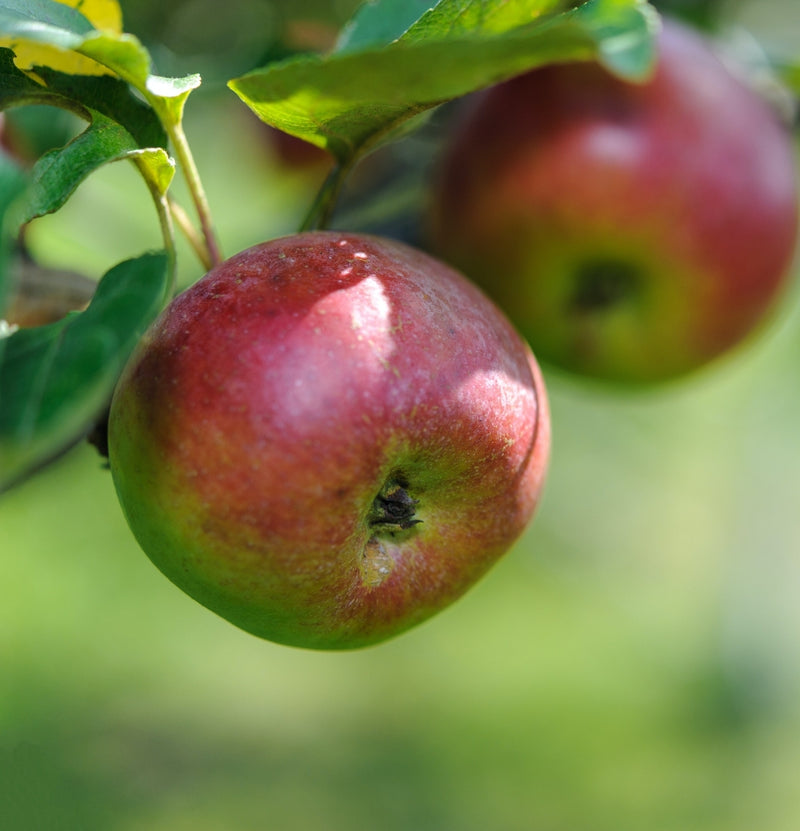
left=1, top=1, right=799, bottom=826
left=0, top=0, right=660, bottom=492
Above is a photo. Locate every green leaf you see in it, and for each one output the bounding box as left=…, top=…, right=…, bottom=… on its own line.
left=0, top=250, right=169, bottom=492
left=579, top=0, right=658, bottom=78
left=398, top=0, right=589, bottom=41
left=0, top=151, right=28, bottom=314
left=335, top=0, right=589, bottom=52
left=0, top=0, right=93, bottom=42
left=146, top=73, right=202, bottom=117
left=0, top=46, right=81, bottom=112
left=0, top=0, right=141, bottom=76
left=127, top=147, right=176, bottom=197
left=21, top=110, right=174, bottom=224
left=1, top=45, right=175, bottom=229
left=334, top=1, right=439, bottom=53
left=0, top=1, right=200, bottom=123
left=0, top=48, right=168, bottom=152
left=229, top=0, right=658, bottom=164
left=31, top=63, right=168, bottom=148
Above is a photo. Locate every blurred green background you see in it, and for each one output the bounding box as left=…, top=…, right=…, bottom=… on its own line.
left=3, top=1, right=800, bottom=829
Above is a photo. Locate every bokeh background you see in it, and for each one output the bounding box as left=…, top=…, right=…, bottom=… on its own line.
left=3, top=1, right=800, bottom=829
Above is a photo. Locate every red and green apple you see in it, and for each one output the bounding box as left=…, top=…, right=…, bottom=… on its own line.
left=108, top=232, right=550, bottom=649
left=430, top=19, right=799, bottom=383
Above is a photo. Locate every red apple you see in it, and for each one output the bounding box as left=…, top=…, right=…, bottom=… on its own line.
left=265, top=123, right=333, bottom=173
left=429, top=19, right=799, bottom=383
left=108, top=232, right=550, bottom=649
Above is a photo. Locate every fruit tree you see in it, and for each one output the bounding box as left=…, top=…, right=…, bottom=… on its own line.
left=1, top=0, right=798, bottom=650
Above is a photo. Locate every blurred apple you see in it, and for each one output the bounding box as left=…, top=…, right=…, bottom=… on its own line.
left=2, top=257, right=96, bottom=327
left=264, top=123, right=333, bottom=173
left=0, top=106, right=79, bottom=166
left=108, top=231, right=549, bottom=649
left=429, top=19, right=799, bottom=383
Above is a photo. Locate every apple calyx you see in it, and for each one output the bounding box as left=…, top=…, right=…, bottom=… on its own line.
left=571, top=259, right=641, bottom=313
left=360, top=476, right=422, bottom=589
left=368, top=475, right=422, bottom=534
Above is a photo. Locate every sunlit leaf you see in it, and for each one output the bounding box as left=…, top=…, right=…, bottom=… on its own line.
left=0, top=0, right=122, bottom=77
left=335, top=0, right=590, bottom=53
left=0, top=250, right=169, bottom=492
left=144, top=73, right=202, bottom=124
left=0, top=0, right=92, bottom=40
left=394, top=0, right=588, bottom=41
left=229, top=0, right=658, bottom=164
left=129, top=147, right=175, bottom=196
left=0, top=0, right=201, bottom=120
left=63, top=0, right=122, bottom=31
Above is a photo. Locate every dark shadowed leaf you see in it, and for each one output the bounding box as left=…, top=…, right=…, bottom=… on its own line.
left=0, top=151, right=28, bottom=314
left=0, top=47, right=174, bottom=226
left=0, top=46, right=80, bottom=112
left=0, top=251, right=169, bottom=492
left=31, top=64, right=168, bottom=149
left=0, top=47, right=168, bottom=152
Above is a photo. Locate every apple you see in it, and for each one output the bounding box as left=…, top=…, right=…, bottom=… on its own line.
left=429, top=19, right=799, bottom=383
left=265, top=123, right=333, bottom=173
left=107, top=231, right=550, bottom=650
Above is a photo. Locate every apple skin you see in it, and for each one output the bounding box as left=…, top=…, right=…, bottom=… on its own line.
left=108, top=231, right=549, bottom=650
left=429, top=19, right=799, bottom=383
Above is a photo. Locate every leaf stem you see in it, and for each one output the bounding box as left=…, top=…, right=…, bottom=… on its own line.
left=166, top=120, right=222, bottom=268
left=300, top=160, right=354, bottom=231
left=168, top=196, right=214, bottom=271
left=135, top=158, right=178, bottom=304
left=70, top=55, right=216, bottom=270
